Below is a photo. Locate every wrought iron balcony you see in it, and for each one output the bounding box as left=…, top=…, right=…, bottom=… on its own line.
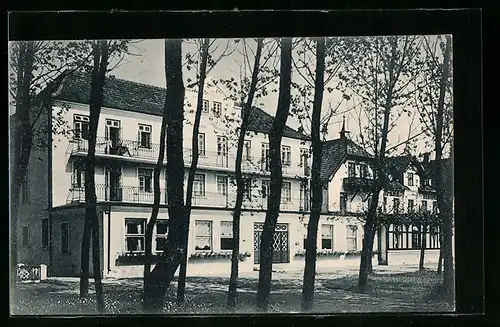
left=66, top=184, right=308, bottom=212
left=342, top=177, right=374, bottom=192
left=67, top=138, right=310, bottom=177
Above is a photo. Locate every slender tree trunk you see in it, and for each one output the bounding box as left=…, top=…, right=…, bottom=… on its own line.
left=358, top=38, right=398, bottom=292
left=437, top=229, right=443, bottom=274
left=367, top=227, right=375, bottom=275
left=84, top=40, right=109, bottom=312
left=10, top=41, right=35, bottom=298
left=177, top=38, right=210, bottom=305
left=143, top=39, right=185, bottom=312
left=227, top=39, right=264, bottom=310
left=433, top=35, right=454, bottom=301
left=80, top=214, right=91, bottom=297
left=301, top=38, right=325, bottom=312
left=419, top=225, right=427, bottom=271
left=256, top=38, right=292, bottom=312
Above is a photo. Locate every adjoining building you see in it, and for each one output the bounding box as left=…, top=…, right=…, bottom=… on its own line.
left=13, top=72, right=447, bottom=278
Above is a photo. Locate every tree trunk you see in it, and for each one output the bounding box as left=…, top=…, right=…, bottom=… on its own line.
left=358, top=38, right=399, bottom=292
left=419, top=225, right=427, bottom=271
left=301, top=38, right=325, bottom=312
left=433, top=35, right=454, bottom=301
left=84, top=40, right=109, bottom=312
left=367, top=227, right=375, bottom=275
left=143, top=39, right=185, bottom=312
left=437, top=229, right=443, bottom=274
left=256, top=38, right=293, bottom=312
left=227, top=38, right=263, bottom=310
left=177, top=38, right=210, bottom=305
left=10, top=41, right=35, bottom=298
left=80, top=214, right=91, bottom=297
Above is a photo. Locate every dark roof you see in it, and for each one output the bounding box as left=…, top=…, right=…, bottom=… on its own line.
left=386, top=155, right=413, bottom=181
left=320, top=137, right=372, bottom=182
left=53, top=72, right=309, bottom=140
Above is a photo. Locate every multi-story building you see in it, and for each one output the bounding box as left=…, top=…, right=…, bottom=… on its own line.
left=13, top=72, right=446, bottom=278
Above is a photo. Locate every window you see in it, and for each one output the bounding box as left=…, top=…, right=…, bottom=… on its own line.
left=340, top=192, right=347, bottom=212
left=411, top=225, right=421, bottom=248
left=198, top=133, right=206, bottom=156
left=125, top=219, right=145, bottom=252
left=359, top=164, right=368, bottom=178
left=303, top=224, right=308, bottom=250
left=138, top=124, right=152, bottom=148
left=429, top=226, right=440, bottom=248
left=282, top=182, right=291, bottom=202
left=393, top=197, right=400, bottom=213
left=195, top=220, right=212, bottom=251
left=139, top=169, right=153, bottom=193
left=155, top=220, right=168, bottom=253
left=281, top=145, right=291, bottom=166
left=212, top=101, right=222, bottom=116
left=202, top=99, right=209, bottom=113
left=42, top=218, right=49, bottom=248
left=61, top=222, right=70, bottom=254
left=261, top=180, right=270, bottom=198
left=105, top=119, right=121, bottom=142
left=299, top=148, right=309, bottom=167
left=194, top=174, right=205, bottom=196
left=300, top=181, right=309, bottom=211
left=73, top=161, right=85, bottom=188
left=423, top=178, right=429, bottom=186
left=220, top=221, right=233, bottom=250
left=433, top=201, right=438, bottom=214
left=243, top=178, right=253, bottom=201
left=407, top=199, right=414, bottom=213
left=261, top=143, right=270, bottom=171
left=244, top=140, right=252, bottom=160
left=217, top=136, right=228, bottom=156
left=21, top=171, right=29, bottom=203
left=321, top=225, right=334, bottom=250
left=421, top=200, right=428, bottom=212
left=22, top=226, right=29, bottom=247
left=348, top=162, right=356, bottom=177
left=217, top=175, right=228, bottom=196
left=389, top=225, right=404, bottom=249
left=383, top=196, right=387, bottom=212
left=74, top=114, right=90, bottom=140
left=346, top=225, right=358, bottom=251
left=407, top=172, right=414, bottom=186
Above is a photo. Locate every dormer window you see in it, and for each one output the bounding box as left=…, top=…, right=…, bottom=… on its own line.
left=407, top=172, right=414, bottom=186
left=212, top=101, right=222, bottom=116
left=348, top=162, right=356, bottom=177
left=202, top=100, right=209, bottom=113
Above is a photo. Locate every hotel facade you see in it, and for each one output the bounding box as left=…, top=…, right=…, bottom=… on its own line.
left=14, top=73, right=446, bottom=279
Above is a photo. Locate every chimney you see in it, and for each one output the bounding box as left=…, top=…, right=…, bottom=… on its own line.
left=339, top=115, right=350, bottom=139
left=423, top=153, right=429, bottom=164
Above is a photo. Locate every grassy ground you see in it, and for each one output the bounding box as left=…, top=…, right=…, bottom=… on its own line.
left=11, top=266, right=454, bottom=315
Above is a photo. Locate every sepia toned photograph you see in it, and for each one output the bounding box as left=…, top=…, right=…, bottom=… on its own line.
left=9, top=35, right=455, bottom=315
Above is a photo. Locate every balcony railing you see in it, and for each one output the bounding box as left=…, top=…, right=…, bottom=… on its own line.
left=342, top=177, right=374, bottom=192
left=66, top=184, right=308, bottom=212
left=67, top=138, right=310, bottom=177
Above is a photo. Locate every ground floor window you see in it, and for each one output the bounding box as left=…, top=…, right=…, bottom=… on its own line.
left=253, top=222, right=289, bottom=264
left=303, top=223, right=308, bottom=249
left=220, top=221, right=233, bottom=250
left=125, top=218, right=168, bottom=253
left=388, top=224, right=440, bottom=250
left=321, top=224, right=334, bottom=250
left=42, top=218, right=49, bottom=248
left=61, top=222, right=70, bottom=254
left=346, top=225, right=358, bottom=251
left=195, top=220, right=212, bottom=251
left=22, top=226, right=29, bottom=247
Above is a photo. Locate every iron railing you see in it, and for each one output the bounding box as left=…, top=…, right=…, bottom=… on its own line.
left=67, top=184, right=309, bottom=211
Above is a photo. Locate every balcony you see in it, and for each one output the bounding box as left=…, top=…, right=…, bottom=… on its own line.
left=66, top=184, right=308, bottom=212
left=342, top=177, right=374, bottom=192
left=67, top=138, right=310, bottom=177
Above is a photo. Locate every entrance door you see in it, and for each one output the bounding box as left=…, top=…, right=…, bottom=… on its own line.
left=105, top=165, right=122, bottom=201
left=216, top=136, right=228, bottom=167
left=105, top=119, right=122, bottom=154
left=253, top=223, right=289, bottom=264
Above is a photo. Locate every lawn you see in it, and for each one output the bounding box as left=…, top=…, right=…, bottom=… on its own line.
left=11, top=266, right=454, bottom=315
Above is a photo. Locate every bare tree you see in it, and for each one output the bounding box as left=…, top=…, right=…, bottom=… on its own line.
left=142, top=39, right=185, bottom=312
left=256, top=37, right=293, bottom=312
left=343, top=36, right=424, bottom=292
left=415, top=35, right=453, bottom=298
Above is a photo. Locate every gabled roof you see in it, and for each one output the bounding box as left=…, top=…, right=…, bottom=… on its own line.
left=320, top=137, right=372, bottom=182
left=53, top=72, right=309, bottom=141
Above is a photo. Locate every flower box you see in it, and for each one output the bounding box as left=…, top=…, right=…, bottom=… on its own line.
left=115, top=252, right=163, bottom=266
left=294, top=250, right=379, bottom=258
left=189, top=251, right=251, bottom=262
